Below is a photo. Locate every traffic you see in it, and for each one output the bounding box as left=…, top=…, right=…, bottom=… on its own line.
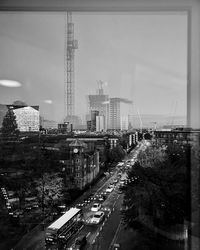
left=44, top=172, right=126, bottom=249
left=45, top=144, right=141, bottom=250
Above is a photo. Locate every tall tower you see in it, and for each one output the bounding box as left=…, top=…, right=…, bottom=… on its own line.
left=64, top=12, right=78, bottom=124
left=87, top=82, right=109, bottom=131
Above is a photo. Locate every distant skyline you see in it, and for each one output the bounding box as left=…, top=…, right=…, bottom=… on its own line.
left=0, top=12, right=187, bottom=123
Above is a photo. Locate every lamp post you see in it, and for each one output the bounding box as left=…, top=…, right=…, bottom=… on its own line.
left=38, top=130, right=45, bottom=230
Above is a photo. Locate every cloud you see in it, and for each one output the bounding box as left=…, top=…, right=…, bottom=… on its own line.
left=44, top=99, right=53, bottom=104
left=0, top=80, right=22, bottom=87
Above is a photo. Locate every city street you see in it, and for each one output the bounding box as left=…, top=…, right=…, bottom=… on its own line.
left=57, top=172, right=125, bottom=249
left=13, top=162, right=126, bottom=250
left=0, top=7, right=196, bottom=250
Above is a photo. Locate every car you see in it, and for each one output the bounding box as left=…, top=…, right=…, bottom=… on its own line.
left=98, top=195, right=106, bottom=202
left=101, top=206, right=111, bottom=212
left=109, top=183, right=115, bottom=187
left=90, top=211, right=105, bottom=224
left=74, top=234, right=87, bottom=249
left=91, top=203, right=101, bottom=212
left=25, top=206, right=32, bottom=211
left=92, top=196, right=98, bottom=201
left=106, top=186, right=114, bottom=193
left=57, top=204, right=66, bottom=209
left=76, top=203, right=84, bottom=208
left=104, top=172, right=110, bottom=176
left=119, top=179, right=125, bottom=184
left=85, top=214, right=94, bottom=224
left=51, top=211, right=58, bottom=216
left=60, top=209, right=70, bottom=215
left=113, top=243, right=121, bottom=250
left=83, top=198, right=90, bottom=204
left=14, top=209, right=24, bottom=216
left=100, top=191, right=107, bottom=196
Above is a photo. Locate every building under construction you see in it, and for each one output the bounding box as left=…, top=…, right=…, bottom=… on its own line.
left=87, top=81, right=109, bottom=131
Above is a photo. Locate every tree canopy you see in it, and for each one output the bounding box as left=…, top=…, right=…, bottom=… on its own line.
left=1, top=109, right=19, bottom=137
left=35, top=173, right=64, bottom=206
left=109, top=145, right=126, bottom=163
left=121, top=143, right=190, bottom=230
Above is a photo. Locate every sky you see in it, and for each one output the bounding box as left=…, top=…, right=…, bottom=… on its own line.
left=0, top=12, right=187, bottom=123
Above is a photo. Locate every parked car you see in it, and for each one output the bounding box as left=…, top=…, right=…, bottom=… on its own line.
left=90, top=211, right=105, bottom=224
left=91, top=203, right=101, bottom=212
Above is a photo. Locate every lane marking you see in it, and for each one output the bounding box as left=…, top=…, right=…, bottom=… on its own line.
left=86, top=232, right=91, bottom=238
left=108, top=219, right=122, bottom=250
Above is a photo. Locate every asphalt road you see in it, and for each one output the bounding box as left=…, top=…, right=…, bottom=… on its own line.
left=13, top=167, right=123, bottom=250
left=13, top=145, right=140, bottom=250
left=87, top=192, right=123, bottom=250
left=63, top=172, right=125, bottom=249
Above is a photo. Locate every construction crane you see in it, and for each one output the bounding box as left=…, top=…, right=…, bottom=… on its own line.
left=170, top=100, right=177, bottom=127
left=167, top=100, right=178, bottom=128
left=137, top=108, right=143, bottom=133
left=64, top=12, right=78, bottom=122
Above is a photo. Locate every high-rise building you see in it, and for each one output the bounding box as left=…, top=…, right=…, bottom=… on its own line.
left=109, top=98, right=132, bottom=130
left=0, top=103, right=40, bottom=132
left=87, top=82, right=109, bottom=130
left=8, top=105, right=39, bottom=132
left=91, top=110, right=99, bottom=131
left=96, top=115, right=105, bottom=132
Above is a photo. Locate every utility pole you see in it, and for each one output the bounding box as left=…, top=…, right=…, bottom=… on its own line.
left=64, top=12, right=78, bottom=123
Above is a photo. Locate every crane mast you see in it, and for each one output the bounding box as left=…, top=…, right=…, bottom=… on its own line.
left=137, top=108, right=143, bottom=133
left=64, top=12, right=78, bottom=123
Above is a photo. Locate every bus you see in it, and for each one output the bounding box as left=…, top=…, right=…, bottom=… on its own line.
left=45, top=207, right=82, bottom=245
